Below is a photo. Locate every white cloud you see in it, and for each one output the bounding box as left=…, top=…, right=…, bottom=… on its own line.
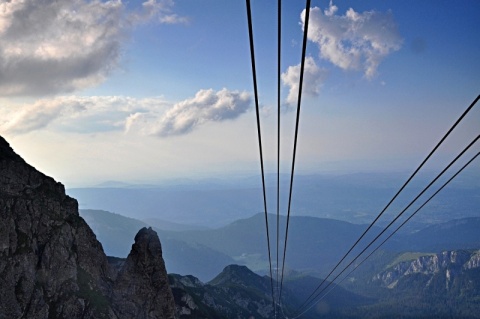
left=125, top=112, right=146, bottom=134
left=0, top=96, right=169, bottom=135
left=0, top=0, right=186, bottom=97
left=281, top=57, right=328, bottom=106
left=127, top=88, right=252, bottom=137
left=303, top=2, right=402, bottom=78
left=130, top=0, right=189, bottom=25
left=159, top=13, right=189, bottom=25
left=1, top=88, right=251, bottom=137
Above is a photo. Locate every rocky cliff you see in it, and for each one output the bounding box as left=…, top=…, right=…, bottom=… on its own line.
left=0, top=136, right=176, bottom=319
left=373, top=250, right=480, bottom=289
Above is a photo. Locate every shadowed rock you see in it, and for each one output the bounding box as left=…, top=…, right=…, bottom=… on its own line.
left=0, top=135, right=176, bottom=319
left=113, top=227, right=175, bottom=319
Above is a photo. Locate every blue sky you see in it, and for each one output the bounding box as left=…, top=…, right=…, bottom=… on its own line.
left=0, top=0, right=479, bottom=187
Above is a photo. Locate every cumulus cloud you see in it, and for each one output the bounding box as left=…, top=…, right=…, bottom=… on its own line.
left=1, top=96, right=169, bottom=135
left=1, top=88, right=251, bottom=137
left=303, top=2, right=402, bottom=78
left=127, top=88, right=252, bottom=137
left=0, top=0, right=186, bottom=97
left=281, top=57, right=328, bottom=106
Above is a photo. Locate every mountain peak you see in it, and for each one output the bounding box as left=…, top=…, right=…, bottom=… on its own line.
left=209, top=264, right=269, bottom=291
left=0, top=135, right=24, bottom=162
left=112, top=227, right=175, bottom=318
left=134, top=226, right=161, bottom=247
left=223, top=264, right=251, bottom=273
left=0, top=134, right=66, bottom=199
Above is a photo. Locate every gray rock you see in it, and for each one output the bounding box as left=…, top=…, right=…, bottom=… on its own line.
left=373, top=250, right=480, bottom=288
left=112, top=227, right=176, bottom=319
left=0, top=135, right=176, bottom=319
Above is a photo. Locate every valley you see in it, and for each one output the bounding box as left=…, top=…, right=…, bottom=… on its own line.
left=81, top=209, right=480, bottom=318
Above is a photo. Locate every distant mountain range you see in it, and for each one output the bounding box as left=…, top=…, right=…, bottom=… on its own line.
left=169, top=264, right=372, bottom=319
left=142, top=217, right=210, bottom=231
left=69, top=171, right=480, bottom=227
left=163, top=249, right=480, bottom=318
left=79, top=206, right=480, bottom=318
left=80, top=209, right=480, bottom=282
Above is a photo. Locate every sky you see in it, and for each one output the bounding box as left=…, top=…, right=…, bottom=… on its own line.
left=0, top=0, right=479, bottom=187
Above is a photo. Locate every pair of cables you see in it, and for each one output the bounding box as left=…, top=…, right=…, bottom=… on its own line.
left=244, top=0, right=312, bottom=317
left=290, top=96, right=479, bottom=317
left=245, top=0, right=276, bottom=315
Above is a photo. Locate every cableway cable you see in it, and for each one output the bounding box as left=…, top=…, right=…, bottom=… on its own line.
left=276, top=0, right=282, bottom=312
left=295, top=95, right=480, bottom=312
left=294, top=135, right=480, bottom=316
left=245, top=0, right=276, bottom=314
left=245, top=0, right=479, bottom=314
left=279, top=0, right=312, bottom=303
left=293, top=150, right=480, bottom=318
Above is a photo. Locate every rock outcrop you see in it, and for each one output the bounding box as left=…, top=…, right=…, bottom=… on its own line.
left=0, top=136, right=176, bottom=319
left=112, top=227, right=175, bottom=319
left=373, top=250, right=480, bottom=289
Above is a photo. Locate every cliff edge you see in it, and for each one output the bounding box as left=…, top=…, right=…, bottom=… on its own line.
left=0, top=136, right=176, bottom=319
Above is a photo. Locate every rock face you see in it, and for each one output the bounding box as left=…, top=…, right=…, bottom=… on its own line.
left=112, top=227, right=176, bottom=319
left=0, top=136, right=176, bottom=319
left=373, top=250, right=480, bottom=289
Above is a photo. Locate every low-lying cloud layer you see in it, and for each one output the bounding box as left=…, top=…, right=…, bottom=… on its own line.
left=304, top=2, right=402, bottom=78
left=1, top=89, right=251, bottom=137
left=0, top=0, right=186, bottom=97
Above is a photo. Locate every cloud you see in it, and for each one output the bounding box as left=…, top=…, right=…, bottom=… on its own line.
left=125, top=112, right=147, bottom=134
left=303, top=2, right=402, bottom=78
left=0, top=0, right=186, bottom=97
left=281, top=57, right=328, bottom=106
left=1, top=96, right=169, bottom=135
left=1, top=88, right=251, bottom=137
left=130, top=0, right=189, bottom=25
left=127, top=88, right=252, bottom=137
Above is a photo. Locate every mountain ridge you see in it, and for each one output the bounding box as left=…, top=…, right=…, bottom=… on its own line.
left=68, top=171, right=480, bottom=227
left=80, top=208, right=480, bottom=281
